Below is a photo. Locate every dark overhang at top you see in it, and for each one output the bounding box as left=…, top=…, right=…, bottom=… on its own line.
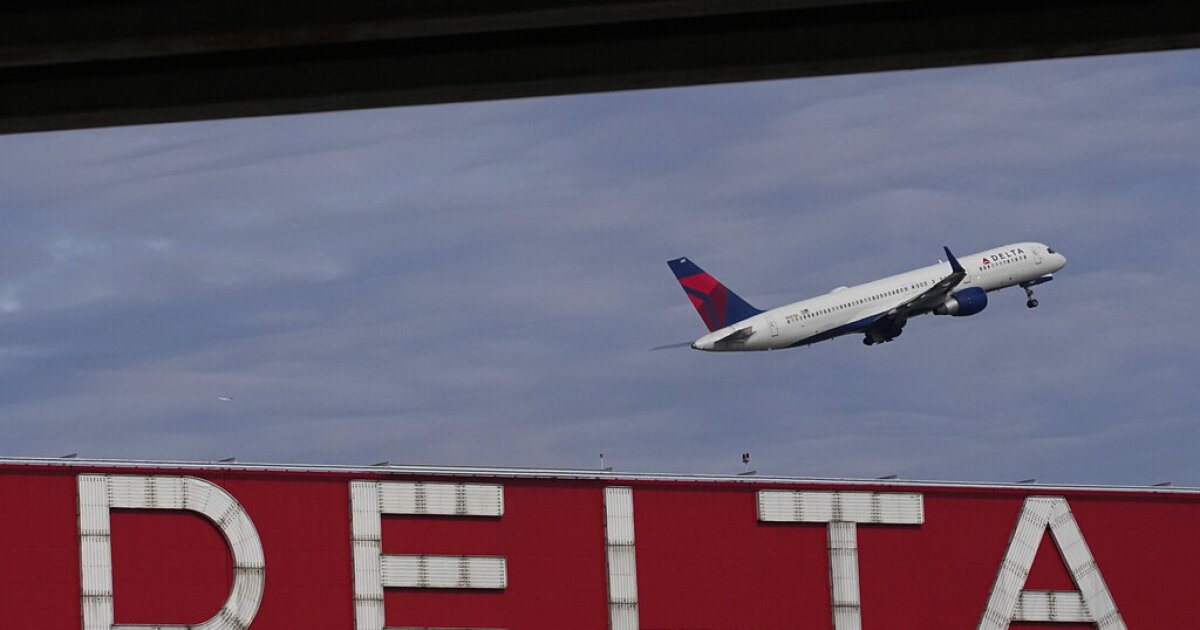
left=1, top=0, right=1198, bottom=134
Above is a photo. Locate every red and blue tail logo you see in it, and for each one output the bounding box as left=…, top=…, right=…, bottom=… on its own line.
left=668, top=257, right=762, bottom=332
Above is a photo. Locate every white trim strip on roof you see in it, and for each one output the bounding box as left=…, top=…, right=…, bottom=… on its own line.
left=3, top=456, right=1196, bottom=495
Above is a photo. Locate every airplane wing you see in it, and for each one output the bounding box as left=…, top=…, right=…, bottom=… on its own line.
left=877, top=246, right=967, bottom=325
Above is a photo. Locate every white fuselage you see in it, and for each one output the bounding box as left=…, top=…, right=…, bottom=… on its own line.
left=692, top=242, right=1066, bottom=351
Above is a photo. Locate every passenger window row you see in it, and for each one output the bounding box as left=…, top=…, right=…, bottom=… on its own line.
left=790, top=280, right=931, bottom=321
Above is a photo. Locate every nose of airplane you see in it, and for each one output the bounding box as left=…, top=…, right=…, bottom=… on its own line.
left=1044, top=246, right=1066, bottom=272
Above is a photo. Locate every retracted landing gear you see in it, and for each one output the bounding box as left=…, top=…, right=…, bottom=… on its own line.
left=864, top=321, right=905, bottom=346
left=1023, top=284, right=1039, bottom=309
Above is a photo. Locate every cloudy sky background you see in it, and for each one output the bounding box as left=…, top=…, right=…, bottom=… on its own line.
left=1, top=50, right=1197, bottom=485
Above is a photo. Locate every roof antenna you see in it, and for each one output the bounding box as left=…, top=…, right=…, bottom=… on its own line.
left=738, top=452, right=756, bottom=476
left=599, top=453, right=612, bottom=472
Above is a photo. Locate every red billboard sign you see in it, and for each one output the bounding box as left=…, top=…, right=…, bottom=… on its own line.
left=0, top=460, right=1195, bottom=629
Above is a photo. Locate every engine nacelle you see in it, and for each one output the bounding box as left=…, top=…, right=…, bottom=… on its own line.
left=934, top=287, right=988, bottom=317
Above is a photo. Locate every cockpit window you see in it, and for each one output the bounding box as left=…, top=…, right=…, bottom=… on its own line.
left=1047, top=247, right=1056, bottom=254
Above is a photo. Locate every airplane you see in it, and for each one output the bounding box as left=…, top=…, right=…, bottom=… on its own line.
left=666, top=243, right=1065, bottom=351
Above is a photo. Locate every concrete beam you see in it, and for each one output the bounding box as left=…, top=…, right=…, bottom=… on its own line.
left=1, top=1, right=1198, bottom=134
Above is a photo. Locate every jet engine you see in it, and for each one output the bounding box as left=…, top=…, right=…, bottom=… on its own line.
left=934, top=287, right=988, bottom=317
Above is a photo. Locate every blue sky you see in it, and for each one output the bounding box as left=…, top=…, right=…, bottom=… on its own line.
left=1, top=50, right=1197, bottom=485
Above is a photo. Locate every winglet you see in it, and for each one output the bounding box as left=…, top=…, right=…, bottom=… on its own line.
left=943, top=246, right=964, bottom=274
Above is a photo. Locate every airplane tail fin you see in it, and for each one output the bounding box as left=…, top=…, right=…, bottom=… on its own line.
left=667, top=257, right=762, bottom=332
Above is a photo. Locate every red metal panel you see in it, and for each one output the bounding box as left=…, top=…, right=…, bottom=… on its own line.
left=379, top=480, right=609, bottom=628
left=0, top=471, right=81, bottom=630
left=855, top=491, right=1021, bottom=628
left=1, top=463, right=1199, bottom=630
left=111, top=511, right=231, bottom=623
left=218, top=476, right=355, bottom=628
left=1065, top=496, right=1200, bottom=628
left=633, top=486, right=832, bottom=629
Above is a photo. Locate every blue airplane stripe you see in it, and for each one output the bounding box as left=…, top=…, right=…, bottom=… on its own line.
left=787, top=312, right=886, bottom=348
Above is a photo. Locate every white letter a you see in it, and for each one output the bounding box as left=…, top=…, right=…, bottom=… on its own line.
left=978, top=496, right=1124, bottom=630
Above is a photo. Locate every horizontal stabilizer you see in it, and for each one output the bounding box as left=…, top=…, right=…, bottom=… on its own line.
left=713, top=326, right=754, bottom=344
left=650, top=341, right=694, bottom=351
